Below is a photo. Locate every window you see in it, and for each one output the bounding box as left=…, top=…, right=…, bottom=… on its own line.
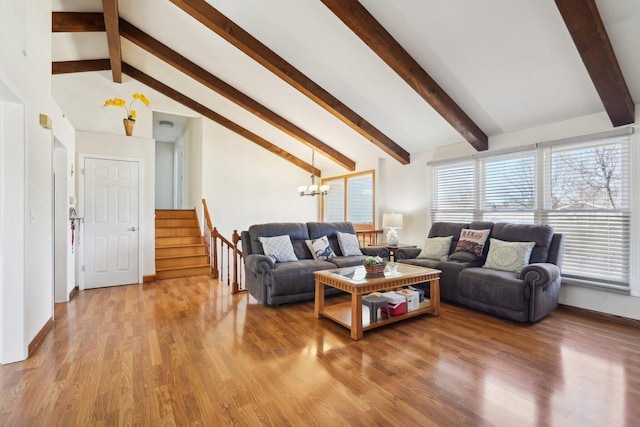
left=322, top=170, right=374, bottom=229
left=545, top=138, right=630, bottom=290
left=431, top=130, right=632, bottom=292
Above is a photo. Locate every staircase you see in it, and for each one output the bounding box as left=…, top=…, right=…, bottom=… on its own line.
left=155, top=209, right=211, bottom=280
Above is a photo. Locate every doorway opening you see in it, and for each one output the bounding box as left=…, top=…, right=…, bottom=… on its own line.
left=153, top=112, right=191, bottom=209
left=53, top=140, right=71, bottom=303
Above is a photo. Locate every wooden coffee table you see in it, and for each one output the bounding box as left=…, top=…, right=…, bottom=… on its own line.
left=314, top=264, right=441, bottom=340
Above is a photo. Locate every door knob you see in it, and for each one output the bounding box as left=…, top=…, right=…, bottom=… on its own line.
left=129, top=226, right=137, bottom=231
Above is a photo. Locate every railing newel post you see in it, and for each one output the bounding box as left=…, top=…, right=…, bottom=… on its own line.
left=232, top=230, right=240, bottom=294
left=212, top=226, right=219, bottom=279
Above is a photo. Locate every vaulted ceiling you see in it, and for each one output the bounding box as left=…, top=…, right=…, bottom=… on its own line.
left=51, top=0, right=639, bottom=175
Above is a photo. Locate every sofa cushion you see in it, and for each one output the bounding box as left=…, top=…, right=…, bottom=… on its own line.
left=458, top=267, right=527, bottom=311
left=428, top=222, right=469, bottom=253
left=397, top=258, right=440, bottom=269
left=259, top=235, right=298, bottom=262
left=483, top=238, right=535, bottom=273
left=329, top=255, right=370, bottom=268
left=307, top=222, right=357, bottom=256
left=417, top=236, right=452, bottom=260
left=447, top=251, right=479, bottom=262
left=268, top=259, right=335, bottom=297
left=491, top=223, right=554, bottom=263
left=248, top=223, right=309, bottom=256
left=337, top=231, right=363, bottom=256
left=305, top=236, right=336, bottom=261
left=453, top=229, right=491, bottom=258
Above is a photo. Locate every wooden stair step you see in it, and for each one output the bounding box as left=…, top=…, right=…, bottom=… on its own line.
left=155, top=209, right=197, bottom=219
left=156, top=244, right=208, bottom=257
left=156, top=236, right=204, bottom=246
left=155, top=209, right=208, bottom=280
left=155, top=227, right=201, bottom=238
left=156, top=254, right=210, bottom=269
left=155, top=218, right=198, bottom=228
left=156, top=265, right=211, bottom=280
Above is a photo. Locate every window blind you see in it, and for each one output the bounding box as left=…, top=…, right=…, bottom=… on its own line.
left=430, top=131, right=632, bottom=292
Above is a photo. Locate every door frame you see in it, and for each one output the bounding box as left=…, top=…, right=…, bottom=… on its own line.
left=53, top=140, right=69, bottom=303
left=78, top=154, right=144, bottom=290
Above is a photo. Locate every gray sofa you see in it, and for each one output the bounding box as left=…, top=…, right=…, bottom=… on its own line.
left=241, top=222, right=388, bottom=306
left=396, top=222, right=564, bottom=322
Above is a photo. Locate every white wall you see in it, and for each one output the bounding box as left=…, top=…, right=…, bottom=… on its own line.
left=155, top=141, right=174, bottom=209
left=0, top=97, right=26, bottom=363
left=186, top=118, right=203, bottom=220
left=0, top=0, right=76, bottom=362
left=200, top=120, right=319, bottom=240
left=76, top=131, right=156, bottom=279
left=54, top=143, right=68, bottom=302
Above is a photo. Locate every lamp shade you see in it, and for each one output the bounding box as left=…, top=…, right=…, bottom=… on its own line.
left=382, top=213, right=403, bottom=229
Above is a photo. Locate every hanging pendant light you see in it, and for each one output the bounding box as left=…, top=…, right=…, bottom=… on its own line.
left=298, top=151, right=330, bottom=196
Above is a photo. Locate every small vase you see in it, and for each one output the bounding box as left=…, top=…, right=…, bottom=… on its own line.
left=123, top=118, right=135, bottom=136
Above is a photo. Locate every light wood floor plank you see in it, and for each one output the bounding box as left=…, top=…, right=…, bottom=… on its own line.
left=1, top=276, right=639, bottom=426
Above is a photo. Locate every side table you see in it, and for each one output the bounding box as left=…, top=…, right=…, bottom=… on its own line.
left=372, top=244, right=417, bottom=261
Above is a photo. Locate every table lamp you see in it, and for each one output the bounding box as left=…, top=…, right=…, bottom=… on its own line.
left=382, top=213, right=403, bottom=246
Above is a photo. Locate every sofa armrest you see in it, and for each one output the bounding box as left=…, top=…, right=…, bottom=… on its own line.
left=520, top=263, right=560, bottom=287
left=245, top=254, right=276, bottom=273
left=395, top=247, right=421, bottom=260
left=361, top=246, right=389, bottom=259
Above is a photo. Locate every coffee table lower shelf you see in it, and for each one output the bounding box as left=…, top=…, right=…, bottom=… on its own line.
left=314, top=264, right=441, bottom=340
left=321, top=299, right=436, bottom=332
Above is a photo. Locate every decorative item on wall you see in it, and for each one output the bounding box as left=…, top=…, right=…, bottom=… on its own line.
left=298, top=150, right=330, bottom=197
left=103, top=93, right=150, bottom=136
left=382, top=213, right=403, bottom=245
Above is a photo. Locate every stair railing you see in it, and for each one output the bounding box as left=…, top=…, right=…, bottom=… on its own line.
left=356, top=229, right=383, bottom=246
left=202, top=199, right=246, bottom=293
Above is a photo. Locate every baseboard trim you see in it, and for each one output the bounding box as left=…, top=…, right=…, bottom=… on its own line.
left=558, top=304, right=640, bottom=327
left=28, top=318, right=54, bottom=357
left=143, top=275, right=156, bottom=283
left=68, top=286, right=79, bottom=301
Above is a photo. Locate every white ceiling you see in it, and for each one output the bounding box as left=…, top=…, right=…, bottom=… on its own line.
left=51, top=0, right=640, bottom=172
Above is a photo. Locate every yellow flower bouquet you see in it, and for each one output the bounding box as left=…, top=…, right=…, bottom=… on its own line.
left=104, top=93, right=150, bottom=121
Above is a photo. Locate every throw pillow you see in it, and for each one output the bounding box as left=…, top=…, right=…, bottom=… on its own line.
left=305, top=236, right=336, bottom=261
left=417, top=236, right=452, bottom=260
left=258, top=235, right=298, bottom=262
left=447, top=251, right=479, bottom=262
left=336, top=231, right=363, bottom=256
left=482, top=238, right=536, bottom=273
left=453, top=229, right=491, bottom=257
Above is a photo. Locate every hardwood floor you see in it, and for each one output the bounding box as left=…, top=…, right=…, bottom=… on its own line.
left=1, top=276, right=639, bottom=426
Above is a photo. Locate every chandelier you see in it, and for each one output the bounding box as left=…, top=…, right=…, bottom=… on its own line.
left=298, top=151, right=330, bottom=197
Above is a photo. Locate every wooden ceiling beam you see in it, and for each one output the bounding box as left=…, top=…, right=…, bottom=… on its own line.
left=322, top=0, right=488, bottom=152
left=121, top=63, right=321, bottom=176
left=52, top=59, right=111, bottom=74
left=101, top=0, right=123, bottom=83
left=555, top=0, right=634, bottom=126
left=52, top=12, right=105, bottom=32
left=169, top=0, right=410, bottom=165
left=119, top=20, right=355, bottom=171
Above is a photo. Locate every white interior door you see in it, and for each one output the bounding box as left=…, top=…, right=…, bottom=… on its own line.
left=84, top=157, right=139, bottom=289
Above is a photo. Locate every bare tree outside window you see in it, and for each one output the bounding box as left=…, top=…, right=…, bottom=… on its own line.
left=552, top=144, right=623, bottom=210
left=485, top=156, right=535, bottom=210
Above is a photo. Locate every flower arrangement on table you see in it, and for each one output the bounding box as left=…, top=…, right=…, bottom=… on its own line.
left=362, top=256, right=387, bottom=275
left=104, top=93, right=150, bottom=136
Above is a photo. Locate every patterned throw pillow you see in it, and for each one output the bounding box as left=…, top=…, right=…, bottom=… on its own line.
left=305, top=236, right=336, bottom=261
left=453, top=229, right=491, bottom=257
left=336, top=231, right=363, bottom=256
left=482, top=238, right=536, bottom=273
left=258, top=235, right=298, bottom=262
left=417, top=236, right=452, bottom=260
